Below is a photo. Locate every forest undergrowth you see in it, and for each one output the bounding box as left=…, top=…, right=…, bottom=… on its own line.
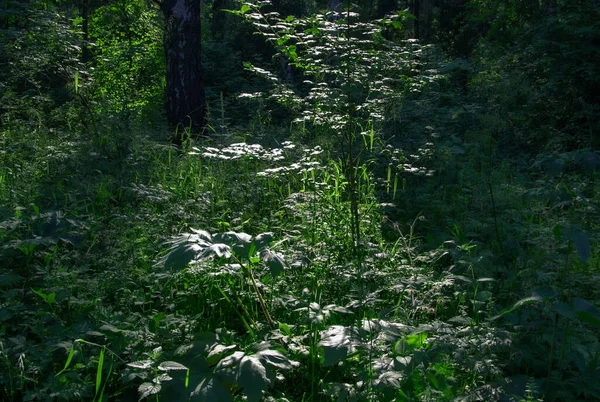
left=1, top=2, right=599, bottom=401
left=1, top=96, right=599, bottom=401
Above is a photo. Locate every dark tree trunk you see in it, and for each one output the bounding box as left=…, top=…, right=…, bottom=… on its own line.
left=157, top=0, right=205, bottom=135
left=376, top=0, right=397, bottom=18
left=412, top=0, right=420, bottom=39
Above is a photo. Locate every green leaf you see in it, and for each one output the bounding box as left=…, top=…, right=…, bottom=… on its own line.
left=321, top=344, right=348, bottom=367
left=257, top=349, right=295, bottom=370
left=96, top=347, right=105, bottom=397
left=554, top=226, right=591, bottom=263
left=238, top=355, right=269, bottom=402
left=488, top=295, right=543, bottom=321
left=571, top=231, right=590, bottom=263
left=201, top=243, right=232, bottom=259
left=278, top=322, right=291, bottom=336
left=206, top=344, right=237, bottom=366
left=262, top=249, right=285, bottom=276
left=213, top=232, right=252, bottom=259
left=573, top=298, right=600, bottom=329
left=191, top=376, right=233, bottom=402
left=138, top=382, right=161, bottom=401
left=253, top=232, right=274, bottom=250
left=158, top=361, right=188, bottom=372
left=405, top=332, right=428, bottom=349
left=318, top=325, right=358, bottom=366
left=127, top=360, right=153, bottom=370
left=55, top=343, right=75, bottom=377
left=159, top=242, right=203, bottom=271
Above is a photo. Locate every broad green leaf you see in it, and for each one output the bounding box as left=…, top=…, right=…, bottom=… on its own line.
left=240, top=4, right=251, bottom=14
left=319, top=325, right=358, bottom=366
left=0, top=272, right=23, bottom=287
left=262, top=249, right=285, bottom=276
left=257, top=349, right=295, bottom=370
left=206, top=344, right=237, bottom=366
left=158, top=361, right=188, bottom=372
left=278, top=322, right=292, bottom=336
left=238, top=355, right=269, bottom=402
left=374, top=371, right=404, bottom=389
left=190, top=229, right=213, bottom=242
left=159, top=243, right=203, bottom=271
left=213, top=232, right=252, bottom=259
left=405, top=332, right=428, bottom=349
left=138, top=382, right=161, bottom=401
left=191, top=376, right=233, bottom=402
left=557, top=298, right=600, bottom=329
left=321, top=344, right=348, bottom=367
left=571, top=231, right=590, bottom=263
left=475, top=291, right=493, bottom=302
left=200, top=243, right=232, bottom=259
left=253, top=232, right=274, bottom=250
left=554, top=226, right=591, bottom=263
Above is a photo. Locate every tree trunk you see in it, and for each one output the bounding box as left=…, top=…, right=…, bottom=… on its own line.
left=376, top=0, right=397, bottom=18
left=413, top=0, right=420, bottom=39
left=158, top=0, right=205, bottom=135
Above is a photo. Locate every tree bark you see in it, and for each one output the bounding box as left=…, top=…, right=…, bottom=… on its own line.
left=157, top=0, right=205, bottom=135
left=413, top=0, right=420, bottom=39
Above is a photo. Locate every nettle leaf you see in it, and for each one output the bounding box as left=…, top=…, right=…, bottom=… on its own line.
left=573, top=298, right=600, bottom=329
left=374, top=371, right=404, bottom=389
left=158, top=361, right=188, bottom=372
left=127, top=360, right=153, bottom=370
left=318, top=325, right=360, bottom=367
left=256, top=349, right=296, bottom=370
left=555, top=298, right=600, bottom=329
left=238, top=355, right=270, bottom=402
left=201, top=243, right=232, bottom=259
left=191, top=376, right=233, bottom=402
left=215, top=352, right=269, bottom=402
left=165, top=243, right=203, bottom=270
left=138, top=382, right=161, bottom=400
left=554, top=225, right=591, bottom=263
left=206, top=344, right=237, bottom=366
left=157, top=233, right=209, bottom=271
left=213, top=231, right=253, bottom=259
left=0, top=272, right=24, bottom=287
left=253, top=232, right=274, bottom=250
left=262, top=248, right=285, bottom=276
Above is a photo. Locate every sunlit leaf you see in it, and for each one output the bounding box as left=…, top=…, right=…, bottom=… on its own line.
left=213, top=232, right=252, bottom=259
left=201, top=243, right=232, bottom=259
left=206, top=344, right=237, bottom=366
left=257, top=349, right=296, bottom=370
left=262, top=248, right=285, bottom=276
left=253, top=232, right=274, bottom=250
left=238, top=355, right=270, bottom=402
left=127, top=360, right=153, bottom=370
left=319, top=325, right=360, bottom=366
left=158, top=361, right=188, bottom=372
left=138, top=382, right=161, bottom=400
left=158, top=242, right=203, bottom=271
